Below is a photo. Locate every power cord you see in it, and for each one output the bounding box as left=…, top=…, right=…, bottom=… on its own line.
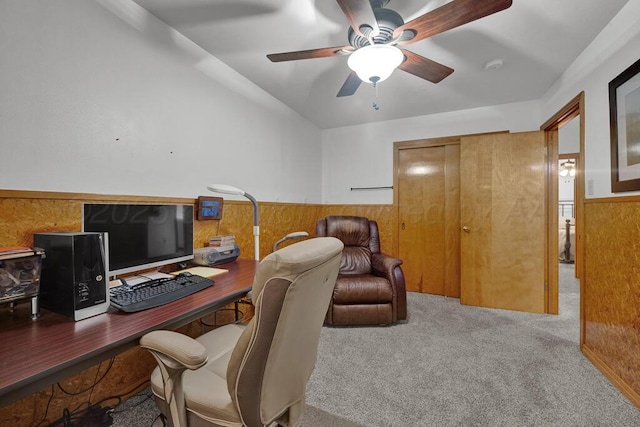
left=35, top=357, right=140, bottom=426
left=56, top=358, right=114, bottom=396
left=33, top=385, right=55, bottom=427
left=48, top=404, right=113, bottom=427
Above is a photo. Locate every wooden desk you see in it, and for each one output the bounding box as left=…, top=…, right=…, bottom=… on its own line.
left=0, top=259, right=257, bottom=407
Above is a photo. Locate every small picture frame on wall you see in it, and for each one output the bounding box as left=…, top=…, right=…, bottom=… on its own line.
left=196, top=196, right=223, bottom=220
left=610, top=57, right=640, bottom=192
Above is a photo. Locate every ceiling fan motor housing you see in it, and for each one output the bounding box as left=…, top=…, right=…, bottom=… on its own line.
left=348, top=6, right=404, bottom=48
left=267, top=0, right=514, bottom=97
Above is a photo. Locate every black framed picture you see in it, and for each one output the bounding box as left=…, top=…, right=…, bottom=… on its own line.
left=610, top=58, right=640, bottom=192
left=196, top=196, right=223, bottom=220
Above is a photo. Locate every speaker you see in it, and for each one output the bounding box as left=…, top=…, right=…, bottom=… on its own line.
left=192, top=245, right=240, bottom=266
left=34, top=232, right=109, bottom=321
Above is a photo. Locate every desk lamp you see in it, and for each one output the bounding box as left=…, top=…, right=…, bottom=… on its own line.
left=273, top=231, right=309, bottom=252
left=207, top=184, right=259, bottom=261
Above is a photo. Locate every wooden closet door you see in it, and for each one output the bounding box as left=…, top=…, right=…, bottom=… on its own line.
left=460, top=131, right=547, bottom=313
left=398, top=145, right=460, bottom=296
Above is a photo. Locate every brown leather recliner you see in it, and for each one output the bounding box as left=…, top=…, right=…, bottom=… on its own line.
left=316, top=215, right=407, bottom=326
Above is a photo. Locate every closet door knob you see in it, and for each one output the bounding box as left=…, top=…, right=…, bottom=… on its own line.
left=462, top=226, right=471, bottom=233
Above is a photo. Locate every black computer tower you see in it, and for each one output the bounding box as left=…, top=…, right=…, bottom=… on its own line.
left=34, top=232, right=110, bottom=321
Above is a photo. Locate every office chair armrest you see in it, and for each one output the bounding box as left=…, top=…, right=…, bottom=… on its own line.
left=141, top=330, right=208, bottom=427
left=140, top=330, right=208, bottom=370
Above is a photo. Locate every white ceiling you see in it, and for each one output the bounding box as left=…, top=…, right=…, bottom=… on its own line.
left=132, top=0, right=630, bottom=129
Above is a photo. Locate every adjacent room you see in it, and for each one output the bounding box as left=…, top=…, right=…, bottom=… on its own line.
left=1, top=0, right=640, bottom=425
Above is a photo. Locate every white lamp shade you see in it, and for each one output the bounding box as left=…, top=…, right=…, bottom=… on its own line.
left=347, top=45, right=404, bottom=84
left=207, top=184, right=245, bottom=196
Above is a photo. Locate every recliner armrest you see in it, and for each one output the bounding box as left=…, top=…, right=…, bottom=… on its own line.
left=140, top=330, right=208, bottom=370
left=371, top=253, right=402, bottom=278
left=371, top=253, right=407, bottom=322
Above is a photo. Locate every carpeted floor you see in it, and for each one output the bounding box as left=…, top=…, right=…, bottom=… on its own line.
left=112, top=264, right=640, bottom=426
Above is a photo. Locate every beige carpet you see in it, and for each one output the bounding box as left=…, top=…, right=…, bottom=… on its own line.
left=113, top=264, right=640, bottom=426
left=300, top=264, right=639, bottom=426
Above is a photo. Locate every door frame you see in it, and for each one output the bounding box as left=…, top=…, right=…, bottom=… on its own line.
left=540, top=92, right=585, bottom=319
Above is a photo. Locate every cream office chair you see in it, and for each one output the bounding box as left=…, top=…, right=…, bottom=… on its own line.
left=140, top=237, right=343, bottom=427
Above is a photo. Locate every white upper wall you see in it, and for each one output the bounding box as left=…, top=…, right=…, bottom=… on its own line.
left=0, top=0, right=323, bottom=203
left=321, top=0, right=640, bottom=204
left=3, top=0, right=638, bottom=205
left=540, top=0, right=640, bottom=199
left=321, top=100, right=541, bottom=204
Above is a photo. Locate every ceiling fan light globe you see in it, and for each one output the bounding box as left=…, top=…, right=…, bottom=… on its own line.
left=347, top=45, right=404, bottom=84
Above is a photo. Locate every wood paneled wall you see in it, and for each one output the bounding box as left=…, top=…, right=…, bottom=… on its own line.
left=582, top=196, right=640, bottom=407
left=0, top=190, right=397, bottom=256
left=0, top=190, right=397, bottom=425
left=319, top=204, right=397, bottom=254
left=3, top=189, right=640, bottom=415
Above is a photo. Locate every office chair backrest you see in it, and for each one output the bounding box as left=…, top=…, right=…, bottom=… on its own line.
left=316, top=215, right=381, bottom=275
left=226, top=237, right=343, bottom=426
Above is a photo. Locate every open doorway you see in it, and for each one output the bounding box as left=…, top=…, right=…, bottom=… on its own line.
left=558, top=114, right=579, bottom=270
left=541, top=93, right=584, bottom=327
left=557, top=115, right=580, bottom=321
left=555, top=151, right=580, bottom=342
left=558, top=155, right=576, bottom=264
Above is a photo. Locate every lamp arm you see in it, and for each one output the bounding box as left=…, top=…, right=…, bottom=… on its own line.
left=243, top=192, right=259, bottom=227
left=244, top=192, right=260, bottom=261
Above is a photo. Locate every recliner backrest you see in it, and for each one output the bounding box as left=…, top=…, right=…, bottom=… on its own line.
left=317, top=215, right=381, bottom=275
left=226, top=237, right=343, bottom=426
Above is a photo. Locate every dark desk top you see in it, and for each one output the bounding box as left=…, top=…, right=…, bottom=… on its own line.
left=0, top=259, right=257, bottom=406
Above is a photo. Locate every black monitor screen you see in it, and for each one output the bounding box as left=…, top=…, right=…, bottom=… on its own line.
left=82, top=204, right=194, bottom=276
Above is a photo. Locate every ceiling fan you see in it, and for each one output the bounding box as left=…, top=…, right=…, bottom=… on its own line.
left=267, top=0, right=513, bottom=97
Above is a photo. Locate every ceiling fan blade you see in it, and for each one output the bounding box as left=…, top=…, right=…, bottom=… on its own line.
left=336, top=0, right=380, bottom=38
left=393, top=0, right=512, bottom=45
left=399, top=50, right=454, bottom=84
left=337, top=71, right=362, bottom=97
left=267, top=46, right=353, bottom=62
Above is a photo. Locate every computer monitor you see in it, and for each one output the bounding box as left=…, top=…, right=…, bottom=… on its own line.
left=82, top=203, right=194, bottom=276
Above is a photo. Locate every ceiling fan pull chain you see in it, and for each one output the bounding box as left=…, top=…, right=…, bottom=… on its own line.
left=372, top=81, right=380, bottom=110
left=267, top=0, right=514, bottom=99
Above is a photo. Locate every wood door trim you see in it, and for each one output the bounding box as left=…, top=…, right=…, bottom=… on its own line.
left=394, top=136, right=463, bottom=149
left=540, top=91, right=585, bottom=333
left=541, top=93, right=582, bottom=130
left=394, top=130, right=510, bottom=151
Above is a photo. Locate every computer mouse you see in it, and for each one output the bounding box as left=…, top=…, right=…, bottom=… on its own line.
left=177, top=271, right=192, bottom=277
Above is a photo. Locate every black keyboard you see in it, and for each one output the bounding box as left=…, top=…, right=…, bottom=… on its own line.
left=109, top=274, right=214, bottom=313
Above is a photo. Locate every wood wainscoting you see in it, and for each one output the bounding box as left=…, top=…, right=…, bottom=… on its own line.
left=3, top=188, right=640, bottom=414
left=582, top=196, right=640, bottom=407
left=0, top=190, right=397, bottom=425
